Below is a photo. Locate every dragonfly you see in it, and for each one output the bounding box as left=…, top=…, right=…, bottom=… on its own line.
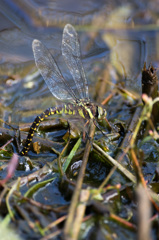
left=20, top=24, right=107, bottom=156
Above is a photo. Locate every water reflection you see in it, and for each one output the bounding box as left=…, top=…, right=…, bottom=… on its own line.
left=103, top=31, right=146, bottom=92
left=0, top=1, right=159, bottom=125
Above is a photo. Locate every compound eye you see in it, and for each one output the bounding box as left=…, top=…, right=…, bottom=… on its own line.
left=98, top=106, right=106, bottom=119
left=104, top=109, right=107, bottom=117
left=98, top=107, right=102, bottom=118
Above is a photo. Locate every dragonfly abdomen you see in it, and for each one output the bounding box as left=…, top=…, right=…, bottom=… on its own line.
left=20, top=106, right=64, bottom=156
left=20, top=103, right=80, bottom=155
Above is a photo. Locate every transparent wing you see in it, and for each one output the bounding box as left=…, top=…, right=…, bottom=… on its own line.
left=32, top=39, right=77, bottom=101
left=62, top=24, right=89, bottom=100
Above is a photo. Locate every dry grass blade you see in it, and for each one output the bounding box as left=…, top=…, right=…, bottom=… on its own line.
left=64, top=121, right=95, bottom=240
left=93, top=142, right=136, bottom=183
left=70, top=189, right=90, bottom=239
left=137, top=184, right=151, bottom=240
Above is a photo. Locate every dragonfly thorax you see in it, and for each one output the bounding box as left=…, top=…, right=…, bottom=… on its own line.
left=74, top=100, right=106, bottom=121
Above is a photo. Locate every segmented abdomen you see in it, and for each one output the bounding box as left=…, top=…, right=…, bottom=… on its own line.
left=20, top=106, right=63, bottom=156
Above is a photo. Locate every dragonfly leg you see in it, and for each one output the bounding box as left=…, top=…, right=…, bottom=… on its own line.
left=82, top=120, right=89, bottom=141
left=93, top=118, right=108, bottom=138
left=82, top=121, right=93, bottom=146
left=20, top=107, right=56, bottom=156
left=67, top=120, right=71, bottom=141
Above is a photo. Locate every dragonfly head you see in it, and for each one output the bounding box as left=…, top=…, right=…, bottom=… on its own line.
left=97, top=106, right=107, bottom=120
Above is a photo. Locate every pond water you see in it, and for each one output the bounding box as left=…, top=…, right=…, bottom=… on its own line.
left=0, top=1, right=159, bottom=240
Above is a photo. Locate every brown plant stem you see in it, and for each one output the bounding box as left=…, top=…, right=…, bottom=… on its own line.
left=63, top=122, right=95, bottom=240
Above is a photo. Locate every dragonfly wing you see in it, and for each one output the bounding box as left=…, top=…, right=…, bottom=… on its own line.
left=62, top=24, right=89, bottom=100
left=32, top=39, right=77, bottom=101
